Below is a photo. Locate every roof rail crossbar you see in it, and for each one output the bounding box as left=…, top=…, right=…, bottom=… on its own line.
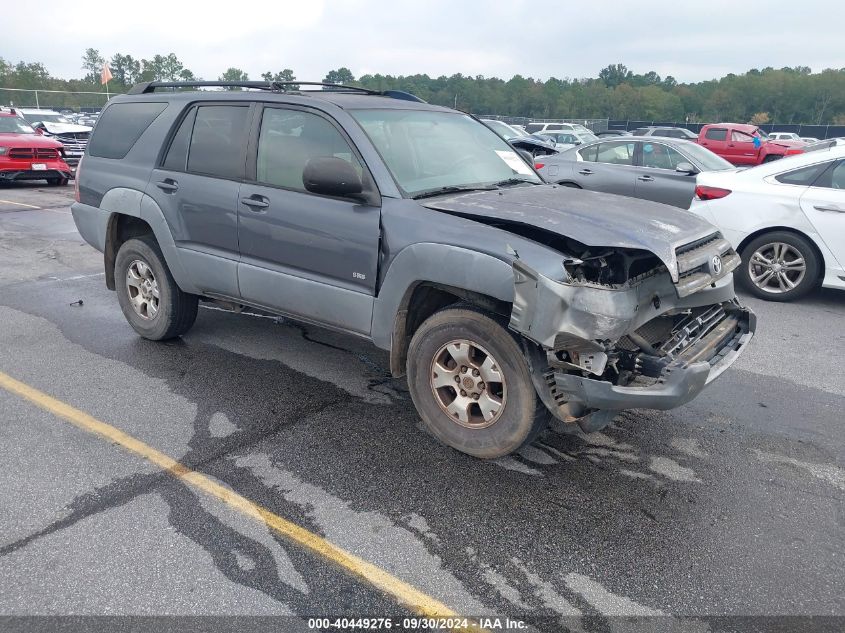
left=127, top=80, right=380, bottom=95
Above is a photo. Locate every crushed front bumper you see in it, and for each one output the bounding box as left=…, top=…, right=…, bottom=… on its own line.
left=550, top=303, right=755, bottom=412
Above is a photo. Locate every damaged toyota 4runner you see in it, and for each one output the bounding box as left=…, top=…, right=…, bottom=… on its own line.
left=71, top=81, right=755, bottom=458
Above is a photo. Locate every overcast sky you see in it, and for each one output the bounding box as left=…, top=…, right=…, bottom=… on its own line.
left=5, top=0, right=843, bottom=84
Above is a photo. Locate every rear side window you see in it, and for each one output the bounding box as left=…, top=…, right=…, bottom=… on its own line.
left=186, top=105, right=250, bottom=179
left=705, top=128, right=727, bottom=141
left=595, top=141, right=635, bottom=165
left=88, top=102, right=167, bottom=159
left=774, top=162, right=830, bottom=186
left=732, top=130, right=755, bottom=143
left=631, top=128, right=648, bottom=136
left=525, top=124, right=543, bottom=134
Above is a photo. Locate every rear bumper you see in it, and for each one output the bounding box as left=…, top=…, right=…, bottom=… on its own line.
left=551, top=303, right=755, bottom=411
left=1, top=158, right=73, bottom=181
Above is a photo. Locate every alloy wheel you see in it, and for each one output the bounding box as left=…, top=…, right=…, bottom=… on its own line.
left=747, top=242, right=806, bottom=294
left=125, top=259, right=160, bottom=319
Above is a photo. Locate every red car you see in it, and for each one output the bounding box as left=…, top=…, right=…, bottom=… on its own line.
left=0, top=108, right=73, bottom=186
left=697, top=123, right=804, bottom=166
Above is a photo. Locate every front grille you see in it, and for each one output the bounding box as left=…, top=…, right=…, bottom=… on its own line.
left=674, top=232, right=740, bottom=297
left=55, top=132, right=89, bottom=153
left=8, top=147, right=60, bottom=160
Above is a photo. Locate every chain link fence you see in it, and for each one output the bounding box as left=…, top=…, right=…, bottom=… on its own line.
left=479, top=115, right=609, bottom=132
left=607, top=120, right=845, bottom=140
left=1, top=87, right=118, bottom=111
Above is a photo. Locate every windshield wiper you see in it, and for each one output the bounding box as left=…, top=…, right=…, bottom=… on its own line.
left=411, top=185, right=496, bottom=200
left=492, top=177, right=540, bottom=188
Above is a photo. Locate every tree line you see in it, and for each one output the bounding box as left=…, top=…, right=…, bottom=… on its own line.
left=1, top=49, right=844, bottom=125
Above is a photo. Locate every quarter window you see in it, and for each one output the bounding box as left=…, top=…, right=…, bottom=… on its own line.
left=809, top=161, right=845, bottom=190
left=705, top=128, right=727, bottom=141
left=162, top=108, right=196, bottom=171
left=186, top=105, right=250, bottom=180
left=88, top=102, right=167, bottom=159
left=256, top=108, right=361, bottom=192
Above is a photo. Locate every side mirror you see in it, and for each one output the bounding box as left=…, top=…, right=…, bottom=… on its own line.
left=302, top=156, right=363, bottom=198
left=675, top=161, right=698, bottom=175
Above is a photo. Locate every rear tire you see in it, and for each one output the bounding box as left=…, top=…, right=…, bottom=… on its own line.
left=738, top=231, right=819, bottom=301
left=115, top=236, right=198, bottom=340
left=47, top=177, right=69, bottom=186
left=762, top=154, right=781, bottom=163
left=407, top=306, right=550, bottom=459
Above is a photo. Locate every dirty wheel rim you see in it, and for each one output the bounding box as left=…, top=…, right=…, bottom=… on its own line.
left=748, top=242, right=806, bottom=294
left=125, top=259, right=160, bottom=320
left=429, top=339, right=507, bottom=429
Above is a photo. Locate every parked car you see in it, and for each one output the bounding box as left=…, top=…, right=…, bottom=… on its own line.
left=71, top=80, right=754, bottom=457
left=595, top=130, right=631, bottom=138
left=697, top=123, right=804, bottom=165
left=16, top=108, right=92, bottom=166
left=768, top=132, right=804, bottom=142
left=537, top=136, right=735, bottom=208
left=480, top=119, right=558, bottom=158
left=803, top=137, right=845, bottom=152
left=0, top=108, right=72, bottom=185
left=542, top=130, right=598, bottom=151
left=800, top=137, right=820, bottom=144
left=690, top=146, right=845, bottom=301
left=524, top=121, right=593, bottom=136
left=632, top=126, right=698, bottom=140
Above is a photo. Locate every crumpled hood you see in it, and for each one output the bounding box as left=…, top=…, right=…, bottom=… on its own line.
left=39, top=122, right=92, bottom=134
left=423, top=185, right=719, bottom=279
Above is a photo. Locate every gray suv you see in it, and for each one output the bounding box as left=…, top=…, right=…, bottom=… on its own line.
left=71, top=81, right=755, bottom=459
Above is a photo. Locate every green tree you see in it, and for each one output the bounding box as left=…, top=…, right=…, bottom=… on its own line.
left=219, top=67, right=249, bottom=89
left=81, top=48, right=105, bottom=84
left=261, top=69, right=297, bottom=89
left=323, top=67, right=355, bottom=85
left=599, top=63, right=633, bottom=88
left=109, top=53, right=141, bottom=87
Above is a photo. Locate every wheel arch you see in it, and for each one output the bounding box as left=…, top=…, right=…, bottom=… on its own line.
left=100, top=187, right=199, bottom=294
left=371, top=243, right=515, bottom=377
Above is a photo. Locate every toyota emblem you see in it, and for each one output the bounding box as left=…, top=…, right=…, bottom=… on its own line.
left=710, top=255, right=723, bottom=276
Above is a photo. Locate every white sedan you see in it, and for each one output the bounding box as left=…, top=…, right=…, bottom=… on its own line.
left=689, top=145, right=845, bottom=301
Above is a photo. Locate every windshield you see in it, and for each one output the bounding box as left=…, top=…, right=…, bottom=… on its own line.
left=482, top=119, right=522, bottom=140
left=0, top=117, right=36, bottom=134
left=351, top=109, right=542, bottom=196
left=23, top=112, right=71, bottom=124
left=578, top=131, right=599, bottom=143
left=680, top=142, right=735, bottom=171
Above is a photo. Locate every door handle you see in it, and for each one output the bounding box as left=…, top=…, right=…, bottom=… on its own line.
left=578, top=169, right=594, bottom=175
left=240, top=195, right=270, bottom=210
left=813, top=204, right=845, bottom=213
left=637, top=175, right=654, bottom=182
left=156, top=179, right=178, bottom=193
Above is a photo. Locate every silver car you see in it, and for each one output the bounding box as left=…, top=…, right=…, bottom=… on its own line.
left=538, top=137, right=735, bottom=209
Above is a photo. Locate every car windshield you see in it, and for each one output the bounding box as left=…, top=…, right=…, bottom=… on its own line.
left=0, top=117, right=36, bottom=134
left=483, top=120, right=521, bottom=140
left=351, top=109, right=542, bottom=197
left=578, top=132, right=599, bottom=143
left=679, top=143, right=735, bottom=171
left=24, top=113, right=71, bottom=124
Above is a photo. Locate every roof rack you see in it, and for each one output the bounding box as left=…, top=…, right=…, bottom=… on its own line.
left=0, top=106, right=18, bottom=115
left=126, top=80, right=426, bottom=103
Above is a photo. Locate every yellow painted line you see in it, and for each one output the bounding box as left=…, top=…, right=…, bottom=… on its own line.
left=0, top=370, right=478, bottom=624
left=0, top=198, right=42, bottom=209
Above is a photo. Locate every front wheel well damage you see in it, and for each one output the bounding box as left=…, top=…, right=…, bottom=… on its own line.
left=389, top=282, right=511, bottom=377
left=104, top=213, right=154, bottom=290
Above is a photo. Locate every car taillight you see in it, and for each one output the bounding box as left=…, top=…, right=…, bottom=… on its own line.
left=785, top=148, right=803, bottom=156
left=534, top=162, right=544, bottom=170
left=695, top=185, right=731, bottom=200
left=74, top=155, right=83, bottom=202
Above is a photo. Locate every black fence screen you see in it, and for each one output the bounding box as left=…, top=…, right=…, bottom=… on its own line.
left=608, top=120, right=845, bottom=139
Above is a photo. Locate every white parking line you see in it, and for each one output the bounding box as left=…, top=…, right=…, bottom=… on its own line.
left=0, top=198, right=42, bottom=210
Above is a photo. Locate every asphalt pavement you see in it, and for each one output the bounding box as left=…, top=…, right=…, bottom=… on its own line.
left=0, top=182, right=843, bottom=632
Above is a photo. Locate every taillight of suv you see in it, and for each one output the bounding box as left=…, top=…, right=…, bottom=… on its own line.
left=695, top=185, right=731, bottom=201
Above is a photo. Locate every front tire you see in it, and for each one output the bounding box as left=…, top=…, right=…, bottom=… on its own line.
left=738, top=231, right=819, bottom=301
left=407, top=306, right=550, bottom=459
left=115, top=236, right=198, bottom=340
